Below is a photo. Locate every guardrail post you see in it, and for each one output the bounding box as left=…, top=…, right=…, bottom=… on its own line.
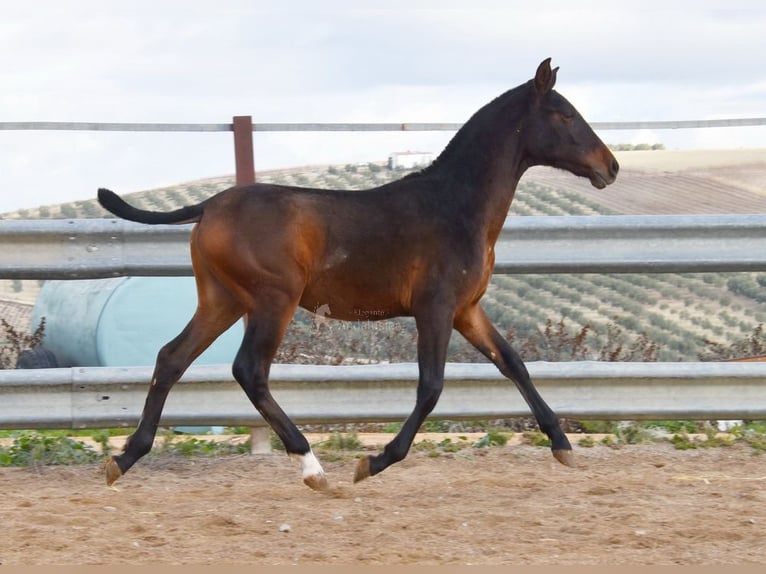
left=249, top=426, right=272, bottom=455
left=232, top=115, right=255, bottom=185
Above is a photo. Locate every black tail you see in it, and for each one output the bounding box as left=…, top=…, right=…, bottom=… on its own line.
left=97, top=188, right=205, bottom=225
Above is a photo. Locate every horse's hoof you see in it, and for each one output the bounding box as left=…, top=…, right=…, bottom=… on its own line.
left=353, top=456, right=371, bottom=483
left=552, top=448, right=576, bottom=468
left=303, top=473, right=330, bottom=492
left=104, top=457, right=123, bottom=486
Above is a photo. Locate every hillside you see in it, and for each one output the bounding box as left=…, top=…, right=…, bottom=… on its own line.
left=2, top=149, right=766, bottom=362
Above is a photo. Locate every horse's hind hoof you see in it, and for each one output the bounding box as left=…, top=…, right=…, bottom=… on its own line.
left=303, top=473, right=330, bottom=492
left=104, top=457, right=123, bottom=486
left=353, top=455, right=372, bottom=483
left=552, top=448, right=576, bottom=468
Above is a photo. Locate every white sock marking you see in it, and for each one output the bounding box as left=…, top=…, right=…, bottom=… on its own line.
left=297, top=450, right=325, bottom=479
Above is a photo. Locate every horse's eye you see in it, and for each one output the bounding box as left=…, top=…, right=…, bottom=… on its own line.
left=557, top=111, right=574, bottom=123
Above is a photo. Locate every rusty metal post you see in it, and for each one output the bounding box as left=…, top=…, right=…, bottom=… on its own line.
left=232, top=115, right=255, bottom=185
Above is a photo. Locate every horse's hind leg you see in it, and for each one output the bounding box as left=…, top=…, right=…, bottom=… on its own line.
left=232, top=290, right=328, bottom=491
left=105, top=282, right=244, bottom=486
left=454, top=303, right=573, bottom=466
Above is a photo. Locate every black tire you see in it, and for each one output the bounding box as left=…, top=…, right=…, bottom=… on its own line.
left=16, top=347, right=59, bottom=369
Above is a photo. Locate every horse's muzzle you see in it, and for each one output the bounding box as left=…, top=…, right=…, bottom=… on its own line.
left=587, top=150, right=619, bottom=189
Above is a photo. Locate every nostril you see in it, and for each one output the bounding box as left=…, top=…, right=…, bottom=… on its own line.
left=610, top=158, right=620, bottom=176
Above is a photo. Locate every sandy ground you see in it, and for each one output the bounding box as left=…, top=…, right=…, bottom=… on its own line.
left=2, top=439, right=766, bottom=566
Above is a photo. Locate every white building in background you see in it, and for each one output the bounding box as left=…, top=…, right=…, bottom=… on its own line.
left=388, top=151, right=433, bottom=170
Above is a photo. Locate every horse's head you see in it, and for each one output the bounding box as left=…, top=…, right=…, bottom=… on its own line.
left=522, top=58, right=619, bottom=189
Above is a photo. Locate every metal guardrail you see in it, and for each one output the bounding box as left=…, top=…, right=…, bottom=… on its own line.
left=2, top=362, right=766, bottom=430
left=2, top=119, right=765, bottom=430
left=3, top=118, right=766, bottom=132
left=493, top=214, right=766, bottom=274
left=2, top=214, right=766, bottom=279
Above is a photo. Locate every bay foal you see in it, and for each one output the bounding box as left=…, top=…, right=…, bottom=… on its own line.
left=98, top=59, right=618, bottom=490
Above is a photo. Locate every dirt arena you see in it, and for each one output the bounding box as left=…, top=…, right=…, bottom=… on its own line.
left=2, top=438, right=765, bottom=566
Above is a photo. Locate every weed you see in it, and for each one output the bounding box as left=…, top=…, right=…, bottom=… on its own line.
left=522, top=430, right=551, bottom=448
left=700, top=323, right=766, bottom=360
left=421, top=419, right=453, bottom=433
left=670, top=431, right=735, bottom=451
left=737, top=421, right=766, bottom=434
left=578, top=436, right=596, bottom=448
left=225, top=426, right=252, bottom=435
left=642, top=420, right=702, bottom=434
left=741, top=434, right=766, bottom=454
left=730, top=425, right=766, bottom=453
left=317, top=432, right=363, bottom=451
left=413, top=439, right=438, bottom=452
left=577, top=420, right=619, bottom=434
left=473, top=430, right=511, bottom=448
left=600, top=435, right=617, bottom=447
left=614, top=424, right=656, bottom=445
left=270, top=431, right=286, bottom=451
left=93, top=430, right=113, bottom=457
left=0, top=433, right=101, bottom=467
left=438, top=438, right=469, bottom=453
left=0, top=318, right=46, bottom=369
left=671, top=433, right=698, bottom=451
left=154, top=436, right=250, bottom=458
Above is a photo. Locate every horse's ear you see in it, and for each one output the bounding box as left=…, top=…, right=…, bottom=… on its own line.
left=534, top=58, right=559, bottom=95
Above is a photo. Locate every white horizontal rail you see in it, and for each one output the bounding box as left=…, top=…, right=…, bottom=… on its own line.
left=2, top=362, right=766, bottom=429
left=2, top=119, right=765, bottom=132
left=1, top=215, right=765, bottom=279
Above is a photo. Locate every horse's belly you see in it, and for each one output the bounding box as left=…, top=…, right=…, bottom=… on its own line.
left=299, top=280, right=408, bottom=322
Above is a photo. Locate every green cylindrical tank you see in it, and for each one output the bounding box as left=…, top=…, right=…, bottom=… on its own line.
left=31, top=277, right=243, bottom=367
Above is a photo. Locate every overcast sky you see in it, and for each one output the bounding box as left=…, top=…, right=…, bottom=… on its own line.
left=1, top=1, right=765, bottom=213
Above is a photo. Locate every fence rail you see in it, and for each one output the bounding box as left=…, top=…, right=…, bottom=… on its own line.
left=3, top=118, right=766, bottom=132
left=3, top=362, right=766, bottom=430
left=2, top=116, right=766, bottom=428
left=1, top=214, right=765, bottom=279
left=1, top=214, right=766, bottom=427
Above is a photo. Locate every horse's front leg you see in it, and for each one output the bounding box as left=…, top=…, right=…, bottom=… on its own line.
left=454, top=303, right=573, bottom=466
left=354, top=305, right=454, bottom=483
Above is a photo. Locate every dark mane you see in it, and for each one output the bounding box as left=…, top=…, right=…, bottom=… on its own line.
left=418, top=80, right=533, bottom=179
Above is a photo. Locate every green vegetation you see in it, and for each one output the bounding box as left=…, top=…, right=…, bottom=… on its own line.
left=473, top=430, right=511, bottom=448
left=670, top=432, right=734, bottom=451
left=0, top=433, right=102, bottom=466
left=2, top=420, right=766, bottom=468
left=0, top=430, right=249, bottom=467
left=154, top=432, right=250, bottom=458
left=315, top=431, right=364, bottom=451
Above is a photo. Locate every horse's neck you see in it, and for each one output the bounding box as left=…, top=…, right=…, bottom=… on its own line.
left=427, top=89, right=529, bottom=243
left=481, top=157, right=525, bottom=245
left=430, top=134, right=526, bottom=245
